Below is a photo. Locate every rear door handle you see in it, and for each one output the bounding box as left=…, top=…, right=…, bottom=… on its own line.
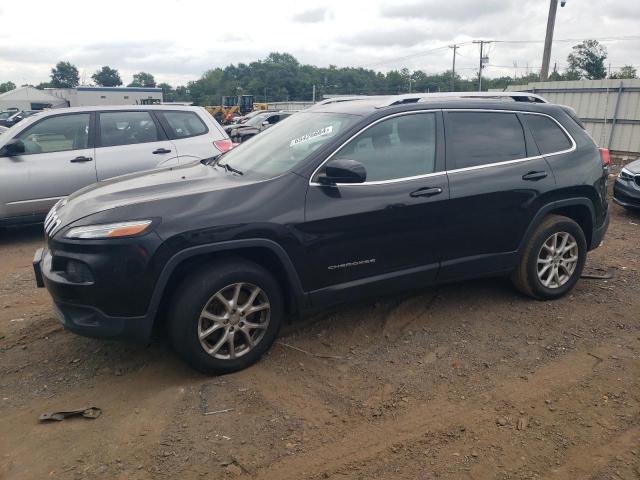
left=410, top=186, right=443, bottom=198
left=522, top=171, right=548, bottom=181
left=152, top=148, right=171, bottom=154
left=70, top=156, right=93, bottom=163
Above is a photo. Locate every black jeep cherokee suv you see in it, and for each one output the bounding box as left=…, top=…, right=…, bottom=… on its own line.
left=34, top=93, right=610, bottom=374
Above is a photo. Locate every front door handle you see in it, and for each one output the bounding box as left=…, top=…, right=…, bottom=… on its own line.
left=410, top=186, right=443, bottom=198
left=522, top=171, right=548, bottom=181
left=152, top=148, right=171, bottom=154
left=70, top=156, right=93, bottom=163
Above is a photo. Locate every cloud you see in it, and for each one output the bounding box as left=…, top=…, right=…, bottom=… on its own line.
left=292, top=6, right=331, bottom=23
left=380, top=0, right=509, bottom=21
left=337, top=26, right=445, bottom=48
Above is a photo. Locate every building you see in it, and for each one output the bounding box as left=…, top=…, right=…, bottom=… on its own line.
left=0, top=86, right=68, bottom=111
left=46, top=86, right=163, bottom=107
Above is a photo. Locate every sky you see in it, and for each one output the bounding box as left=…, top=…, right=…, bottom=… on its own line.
left=1, top=0, right=639, bottom=87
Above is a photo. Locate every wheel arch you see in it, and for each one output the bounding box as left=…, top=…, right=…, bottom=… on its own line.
left=519, top=198, right=595, bottom=254
left=149, top=239, right=308, bottom=333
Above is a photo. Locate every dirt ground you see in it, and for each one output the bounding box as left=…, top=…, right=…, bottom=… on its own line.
left=1, top=162, right=639, bottom=480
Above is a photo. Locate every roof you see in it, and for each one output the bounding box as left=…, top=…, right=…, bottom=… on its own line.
left=306, top=92, right=556, bottom=116
left=75, top=86, right=162, bottom=93
left=0, top=86, right=67, bottom=103
left=13, top=104, right=206, bottom=115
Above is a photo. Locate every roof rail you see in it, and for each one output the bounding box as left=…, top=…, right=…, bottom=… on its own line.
left=375, top=91, right=548, bottom=108
left=315, top=96, right=379, bottom=106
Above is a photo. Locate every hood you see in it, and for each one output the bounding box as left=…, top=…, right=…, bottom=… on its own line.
left=55, top=160, right=250, bottom=230
left=623, top=158, right=640, bottom=175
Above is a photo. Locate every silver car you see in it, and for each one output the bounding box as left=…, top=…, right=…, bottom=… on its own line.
left=0, top=105, right=231, bottom=225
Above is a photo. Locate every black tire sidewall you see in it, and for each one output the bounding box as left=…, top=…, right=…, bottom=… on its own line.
left=169, top=260, right=283, bottom=375
left=524, top=219, right=587, bottom=300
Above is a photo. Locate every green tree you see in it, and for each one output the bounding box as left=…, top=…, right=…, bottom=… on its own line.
left=50, top=61, right=80, bottom=88
left=610, top=65, right=637, bottom=79
left=128, top=72, right=156, bottom=88
left=567, top=40, right=607, bottom=80
left=157, top=82, right=174, bottom=101
left=36, top=81, right=52, bottom=89
left=92, top=66, right=122, bottom=87
left=0, top=81, right=16, bottom=93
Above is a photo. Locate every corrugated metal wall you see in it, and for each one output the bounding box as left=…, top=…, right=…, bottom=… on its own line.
left=267, top=101, right=314, bottom=111
left=500, top=79, right=640, bottom=155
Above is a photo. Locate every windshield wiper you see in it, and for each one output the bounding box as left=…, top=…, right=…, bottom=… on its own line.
left=219, top=162, right=244, bottom=175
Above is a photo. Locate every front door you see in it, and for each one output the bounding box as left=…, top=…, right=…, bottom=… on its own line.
left=1, top=112, right=97, bottom=219
left=94, top=110, right=178, bottom=181
left=302, top=111, right=448, bottom=301
left=439, top=110, right=556, bottom=281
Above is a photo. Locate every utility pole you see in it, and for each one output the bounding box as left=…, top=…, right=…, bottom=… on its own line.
left=540, top=0, right=567, bottom=81
left=449, top=44, right=458, bottom=91
left=312, top=84, right=316, bottom=102
left=473, top=40, right=490, bottom=91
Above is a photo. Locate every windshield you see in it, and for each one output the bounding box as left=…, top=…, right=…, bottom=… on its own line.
left=245, top=113, right=270, bottom=127
left=218, top=112, right=360, bottom=179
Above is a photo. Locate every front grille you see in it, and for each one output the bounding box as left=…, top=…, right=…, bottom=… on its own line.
left=44, top=204, right=61, bottom=237
left=635, top=175, right=640, bottom=188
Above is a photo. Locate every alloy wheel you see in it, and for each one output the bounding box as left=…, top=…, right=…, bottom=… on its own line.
left=197, top=282, right=271, bottom=360
left=536, top=231, right=579, bottom=289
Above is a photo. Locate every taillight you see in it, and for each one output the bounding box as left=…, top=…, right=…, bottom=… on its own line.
left=599, top=148, right=610, bottom=167
left=214, top=139, right=233, bottom=152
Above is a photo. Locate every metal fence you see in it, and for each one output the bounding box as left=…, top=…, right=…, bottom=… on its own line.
left=267, top=101, right=315, bottom=112
left=497, top=79, right=640, bottom=155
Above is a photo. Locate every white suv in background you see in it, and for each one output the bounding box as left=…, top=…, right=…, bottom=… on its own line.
left=0, top=105, right=232, bottom=226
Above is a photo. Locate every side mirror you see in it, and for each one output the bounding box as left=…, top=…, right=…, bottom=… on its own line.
left=317, top=158, right=367, bottom=185
left=0, top=139, right=25, bottom=157
left=262, top=120, right=270, bottom=126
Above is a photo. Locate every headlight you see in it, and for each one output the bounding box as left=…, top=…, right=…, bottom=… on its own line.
left=65, top=220, right=153, bottom=239
left=619, top=168, right=634, bottom=181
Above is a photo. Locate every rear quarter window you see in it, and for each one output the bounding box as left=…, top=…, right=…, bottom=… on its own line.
left=524, top=114, right=572, bottom=155
left=161, top=111, right=208, bottom=139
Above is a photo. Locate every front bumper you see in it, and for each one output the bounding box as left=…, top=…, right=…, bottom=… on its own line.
left=33, top=235, right=166, bottom=342
left=613, top=178, right=640, bottom=209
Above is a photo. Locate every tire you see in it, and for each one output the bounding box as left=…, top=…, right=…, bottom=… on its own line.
left=512, top=214, right=587, bottom=300
left=168, top=258, right=283, bottom=374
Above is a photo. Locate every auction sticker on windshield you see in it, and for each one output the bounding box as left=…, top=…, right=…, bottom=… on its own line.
left=289, top=125, right=333, bottom=147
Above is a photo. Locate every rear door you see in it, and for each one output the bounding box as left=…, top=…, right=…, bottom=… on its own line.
left=1, top=112, right=96, bottom=218
left=155, top=109, right=222, bottom=161
left=94, top=110, right=177, bottom=181
left=439, top=110, right=555, bottom=281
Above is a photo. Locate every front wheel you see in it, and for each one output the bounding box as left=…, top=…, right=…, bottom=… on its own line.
left=168, top=259, right=283, bottom=374
left=512, top=215, right=587, bottom=300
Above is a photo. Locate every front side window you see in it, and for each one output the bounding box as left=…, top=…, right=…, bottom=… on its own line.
left=330, top=113, right=437, bottom=182
left=447, top=112, right=527, bottom=169
left=99, top=111, right=159, bottom=147
left=17, top=114, right=90, bottom=154
left=524, top=114, right=572, bottom=155
left=218, top=112, right=360, bottom=179
left=162, top=111, right=208, bottom=138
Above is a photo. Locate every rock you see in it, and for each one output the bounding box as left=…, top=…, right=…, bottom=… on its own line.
left=471, top=450, right=479, bottom=457
left=517, top=417, right=528, bottom=430
left=224, top=464, right=242, bottom=476
left=496, top=417, right=508, bottom=426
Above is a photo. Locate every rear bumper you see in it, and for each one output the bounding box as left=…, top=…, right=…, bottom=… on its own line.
left=590, top=207, right=609, bottom=250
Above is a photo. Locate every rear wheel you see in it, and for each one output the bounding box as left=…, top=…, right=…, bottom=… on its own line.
left=168, top=259, right=283, bottom=374
left=512, top=215, right=587, bottom=300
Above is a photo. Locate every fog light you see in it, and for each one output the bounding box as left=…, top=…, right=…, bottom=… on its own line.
left=65, top=259, right=94, bottom=284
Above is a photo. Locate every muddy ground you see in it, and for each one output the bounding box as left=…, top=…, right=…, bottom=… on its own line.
left=0, top=162, right=639, bottom=480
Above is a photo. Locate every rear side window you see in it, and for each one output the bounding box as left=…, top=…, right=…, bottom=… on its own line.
left=161, top=111, right=208, bottom=138
left=525, top=114, right=572, bottom=155
left=100, top=111, right=159, bottom=147
left=447, top=112, right=527, bottom=169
